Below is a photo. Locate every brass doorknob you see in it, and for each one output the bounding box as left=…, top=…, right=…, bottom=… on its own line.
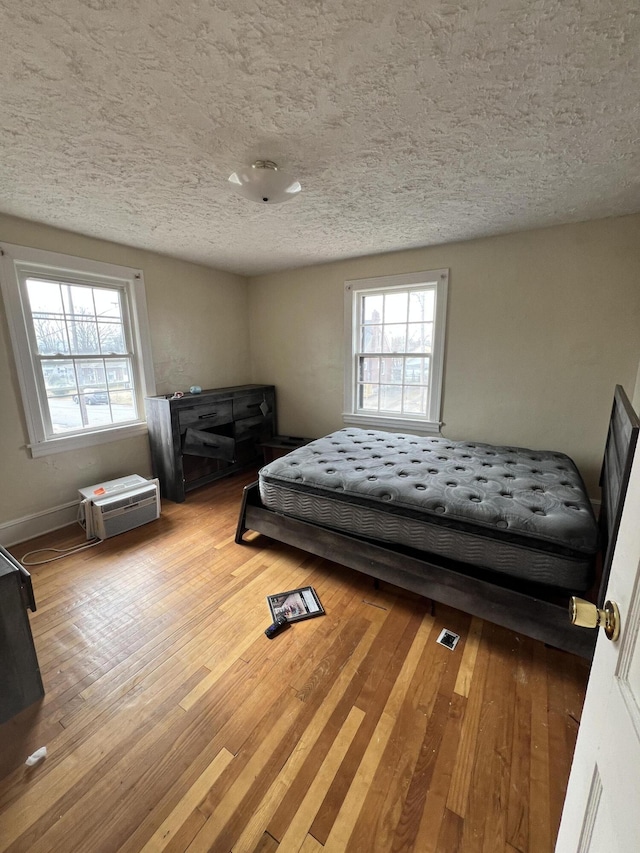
left=570, top=597, right=620, bottom=642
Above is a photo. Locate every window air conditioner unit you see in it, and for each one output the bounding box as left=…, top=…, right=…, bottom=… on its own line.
left=78, top=475, right=160, bottom=541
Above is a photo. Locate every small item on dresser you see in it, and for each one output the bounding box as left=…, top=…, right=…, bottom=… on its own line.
left=265, top=614, right=289, bottom=639
left=169, top=391, right=184, bottom=400
left=189, top=385, right=202, bottom=394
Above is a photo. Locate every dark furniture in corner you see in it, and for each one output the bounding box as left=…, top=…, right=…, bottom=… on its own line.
left=145, top=384, right=275, bottom=502
left=259, top=435, right=313, bottom=465
left=0, top=545, right=44, bottom=724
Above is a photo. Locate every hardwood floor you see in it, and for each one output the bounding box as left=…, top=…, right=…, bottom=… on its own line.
left=0, top=471, right=589, bottom=852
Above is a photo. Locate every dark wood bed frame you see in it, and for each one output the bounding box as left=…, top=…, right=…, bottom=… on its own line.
left=236, top=386, right=639, bottom=660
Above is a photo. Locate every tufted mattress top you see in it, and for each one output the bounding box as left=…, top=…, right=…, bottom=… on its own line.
left=258, top=428, right=599, bottom=589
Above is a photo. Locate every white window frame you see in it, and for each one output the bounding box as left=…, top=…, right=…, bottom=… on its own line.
left=0, top=242, right=156, bottom=458
left=343, top=268, right=448, bottom=434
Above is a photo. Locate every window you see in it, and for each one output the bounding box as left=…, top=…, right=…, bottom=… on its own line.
left=344, top=269, right=448, bottom=433
left=0, top=243, right=156, bottom=457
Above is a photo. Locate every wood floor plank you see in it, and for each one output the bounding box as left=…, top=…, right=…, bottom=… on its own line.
left=159, top=812, right=208, bottom=853
left=269, top=705, right=365, bottom=852
left=436, top=807, right=465, bottom=852
left=458, top=624, right=514, bottom=853
left=298, top=835, right=324, bottom=853
left=529, top=642, right=552, bottom=853
left=408, top=691, right=467, bottom=853
left=454, top=616, right=483, bottom=698
left=322, top=614, right=434, bottom=850
left=446, top=619, right=492, bottom=819
left=305, top=602, right=427, bottom=846
left=249, top=832, right=280, bottom=853
left=349, top=606, right=469, bottom=852
left=479, top=630, right=518, bottom=853
left=545, top=646, right=587, bottom=845
left=506, top=636, right=534, bottom=852
left=138, top=748, right=234, bottom=853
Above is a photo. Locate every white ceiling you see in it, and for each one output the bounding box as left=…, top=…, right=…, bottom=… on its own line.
left=1, top=0, right=638, bottom=277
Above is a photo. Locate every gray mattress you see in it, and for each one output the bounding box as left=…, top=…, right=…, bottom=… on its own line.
left=258, top=428, right=599, bottom=591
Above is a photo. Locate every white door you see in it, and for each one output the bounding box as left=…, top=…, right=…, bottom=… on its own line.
left=555, top=444, right=640, bottom=850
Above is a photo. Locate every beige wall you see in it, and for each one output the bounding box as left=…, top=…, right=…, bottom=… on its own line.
left=248, top=214, right=640, bottom=496
left=633, top=359, right=640, bottom=414
left=0, top=214, right=250, bottom=525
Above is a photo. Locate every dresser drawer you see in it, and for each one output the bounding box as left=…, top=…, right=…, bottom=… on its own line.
left=178, top=400, right=233, bottom=433
left=235, top=413, right=274, bottom=441
left=233, top=390, right=274, bottom=421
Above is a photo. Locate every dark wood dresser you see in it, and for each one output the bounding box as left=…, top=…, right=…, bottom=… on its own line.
left=0, top=546, right=44, bottom=724
left=145, top=384, right=276, bottom=502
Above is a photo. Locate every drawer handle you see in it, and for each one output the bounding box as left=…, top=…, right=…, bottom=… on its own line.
left=198, top=412, right=219, bottom=419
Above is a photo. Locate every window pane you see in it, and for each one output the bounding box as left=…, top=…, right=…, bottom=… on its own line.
left=43, top=359, right=77, bottom=402
left=69, top=319, right=100, bottom=354
left=33, top=316, right=69, bottom=355
left=26, top=279, right=63, bottom=314
left=380, top=357, right=403, bottom=384
left=380, top=384, right=402, bottom=412
left=93, top=289, right=122, bottom=319
left=361, top=324, right=382, bottom=353
left=76, top=359, right=107, bottom=391
left=359, top=356, right=380, bottom=383
left=359, top=382, right=379, bottom=411
left=106, top=358, right=134, bottom=388
left=111, top=388, right=137, bottom=423
left=408, top=289, right=435, bottom=322
left=47, top=394, right=85, bottom=433
left=405, top=357, right=430, bottom=385
left=404, top=386, right=429, bottom=414
left=98, top=320, right=125, bottom=354
left=406, top=323, right=432, bottom=353
left=82, top=406, right=114, bottom=428
left=62, top=284, right=95, bottom=316
left=27, top=279, right=67, bottom=354
left=362, top=294, right=383, bottom=324
left=384, top=291, right=408, bottom=323
left=381, top=324, right=406, bottom=353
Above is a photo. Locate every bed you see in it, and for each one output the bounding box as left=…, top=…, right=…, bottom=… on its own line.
left=236, top=386, right=639, bottom=659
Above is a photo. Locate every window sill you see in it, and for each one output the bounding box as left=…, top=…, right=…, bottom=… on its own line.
left=28, top=422, right=149, bottom=458
left=342, top=413, right=442, bottom=436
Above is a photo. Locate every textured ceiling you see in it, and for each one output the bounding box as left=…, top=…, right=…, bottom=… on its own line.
left=1, top=0, right=638, bottom=277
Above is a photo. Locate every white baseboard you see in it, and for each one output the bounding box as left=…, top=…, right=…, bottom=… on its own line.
left=0, top=500, right=80, bottom=547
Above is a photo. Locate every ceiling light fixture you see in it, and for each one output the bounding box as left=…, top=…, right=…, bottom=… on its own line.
left=228, top=160, right=302, bottom=204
